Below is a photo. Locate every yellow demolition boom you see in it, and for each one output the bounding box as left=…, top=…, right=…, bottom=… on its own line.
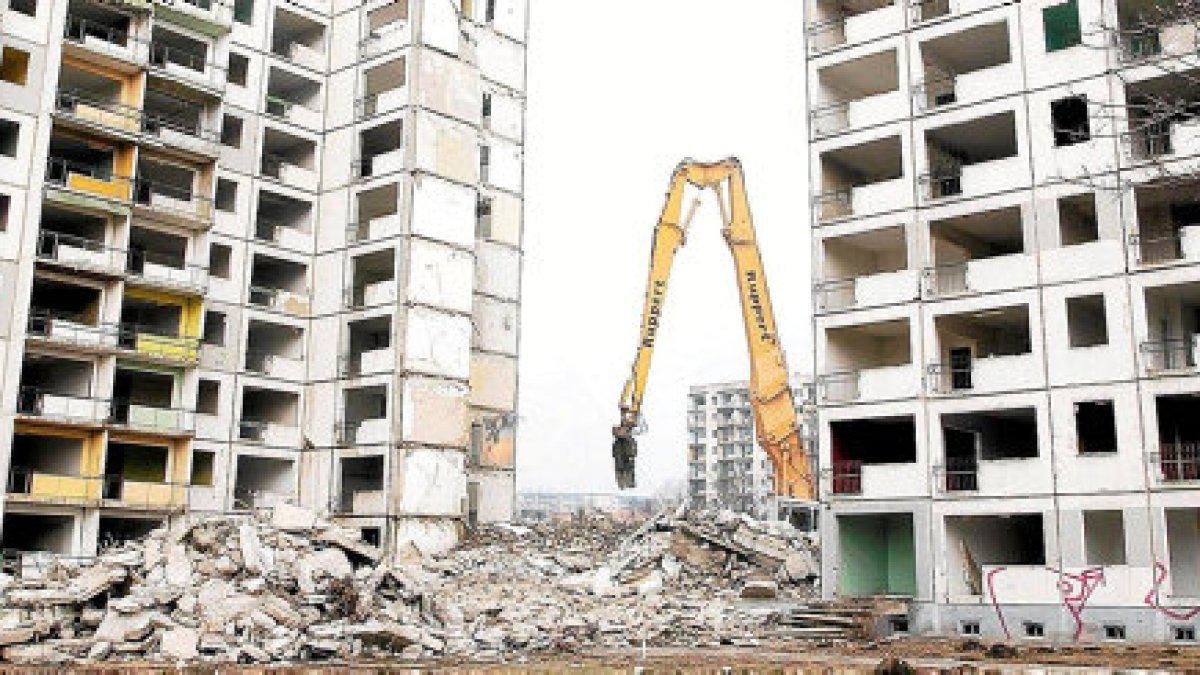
left=612, top=158, right=813, bottom=501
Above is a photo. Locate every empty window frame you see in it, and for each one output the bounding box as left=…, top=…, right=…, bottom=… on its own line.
left=220, top=115, right=244, bottom=148
left=209, top=243, right=232, bottom=278
left=0, top=119, right=18, bottom=157
left=1076, top=400, right=1117, bottom=455
left=1066, top=294, right=1108, bottom=348
left=197, top=379, right=220, bottom=415
left=202, top=311, right=226, bottom=345
left=228, top=52, right=249, bottom=86
left=1, top=47, right=30, bottom=86
left=1052, top=96, right=1090, bottom=146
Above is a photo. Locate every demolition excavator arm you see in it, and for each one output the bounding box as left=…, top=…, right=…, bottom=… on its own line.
left=612, top=158, right=813, bottom=501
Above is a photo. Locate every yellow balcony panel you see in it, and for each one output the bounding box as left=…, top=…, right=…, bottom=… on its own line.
left=73, top=102, right=142, bottom=134
left=118, top=480, right=185, bottom=508
left=67, top=173, right=130, bottom=201
left=134, top=334, right=199, bottom=363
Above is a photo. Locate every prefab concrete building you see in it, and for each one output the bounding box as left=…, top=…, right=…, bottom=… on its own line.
left=0, top=0, right=525, bottom=557
left=807, top=0, right=1200, bottom=643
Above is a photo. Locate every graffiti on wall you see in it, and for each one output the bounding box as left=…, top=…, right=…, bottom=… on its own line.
left=985, top=563, right=1199, bottom=640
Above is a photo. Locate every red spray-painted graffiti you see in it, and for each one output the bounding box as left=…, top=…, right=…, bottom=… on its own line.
left=1143, top=561, right=1200, bottom=621
left=986, top=562, right=1200, bottom=641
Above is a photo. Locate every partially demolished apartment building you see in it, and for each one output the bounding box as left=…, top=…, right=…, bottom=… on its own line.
left=0, top=0, right=525, bottom=557
left=808, top=0, right=1200, bottom=642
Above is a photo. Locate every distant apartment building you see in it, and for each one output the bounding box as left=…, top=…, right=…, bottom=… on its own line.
left=686, top=377, right=816, bottom=521
left=0, top=0, right=525, bottom=557
left=807, top=0, right=1200, bottom=642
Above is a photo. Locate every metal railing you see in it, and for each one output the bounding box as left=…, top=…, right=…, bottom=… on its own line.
left=1156, top=443, right=1200, bottom=483
left=36, top=230, right=119, bottom=269
left=942, top=457, right=979, bottom=492
left=1123, top=125, right=1173, bottom=160
left=1118, top=28, right=1163, bottom=62
left=132, top=176, right=209, bottom=216
left=141, top=109, right=219, bottom=146
left=64, top=14, right=130, bottom=48
left=55, top=88, right=143, bottom=132
left=115, top=325, right=201, bottom=363
left=126, top=249, right=208, bottom=291
left=819, top=371, right=860, bottom=403
left=830, top=459, right=862, bottom=495
left=1141, top=337, right=1195, bottom=372
left=920, top=165, right=963, bottom=200
left=149, top=42, right=210, bottom=75
left=26, top=312, right=117, bottom=349
left=922, top=262, right=968, bottom=298
left=814, top=277, right=856, bottom=311
left=45, top=157, right=124, bottom=187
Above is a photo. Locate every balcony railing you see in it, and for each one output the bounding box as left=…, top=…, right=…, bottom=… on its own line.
left=1129, top=229, right=1191, bottom=265
left=63, top=14, right=130, bottom=49
left=36, top=230, right=121, bottom=272
left=55, top=89, right=143, bottom=135
left=814, top=278, right=855, bottom=312
left=942, top=457, right=979, bottom=492
left=920, top=165, right=963, bottom=200
left=27, top=312, right=118, bottom=350
left=1155, top=443, right=1200, bottom=483
left=126, top=249, right=208, bottom=292
left=116, top=326, right=201, bottom=364
left=8, top=467, right=100, bottom=503
left=149, top=42, right=209, bottom=76
left=830, top=459, right=862, bottom=495
left=249, top=285, right=310, bottom=315
left=1123, top=124, right=1173, bottom=160
left=109, top=399, right=196, bottom=434
left=922, top=262, right=968, bottom=298
left=132, top=176, right=211, bottom=221
left=45, top=158, right=131, bottom=201
left=1118, top=28, right=1163, bottom=62
left=819, top=371, right=859, bottom=403
left=142, top=111, right=219, bottom=151
left=101, top=474, right=187, bottom=509
left=1141, top=337, right=1196, bottom=372
left=17, top=388, right=111, bottom=424
left=813, top=188, right=851, bottom=221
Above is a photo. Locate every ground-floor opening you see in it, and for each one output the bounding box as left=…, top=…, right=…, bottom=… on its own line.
left=1166, top=507, right=1200, bottom=597
left=944, top=513, right=1045, bottom=596
left=2, top=512, right=75, bottom=554
left=836, top=512, right=917, bottom=596
left=234, top=455, right=295, bottom=508
left=99, top=516, right=163, bottom=552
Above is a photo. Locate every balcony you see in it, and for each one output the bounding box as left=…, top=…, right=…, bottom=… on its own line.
left=63, top=9, right=136, bottom=63
left=339, top=386, right=389, bottom=445
left=811, top=49, right=900, bottom=138
left=148, top=30, right=219, bottom=91
left=914, top=22, right=1013, bottom=112
left=1130, top=182, right=1200, bottom=266
left=133, top=162, right=211, bottom=224
left=271, top=8, right=326, bottom=71
left=261, top=129, right=318, bottom=191
left=1152, top=444, right=1200, bottom=485
left=249, top=254, right=309, bottom=315
left=45, top=154, right=131, bottom=204
left=355, top=119, right=405, bottom=180
left=822, top=318, right=915, bottom=402
left=924, top=205, right=1032, bottom=298
left=254, top=191, right=313, bottom=249
left=806, top=0, right=901, bottom=53
left=54, top=89, right=142, bottom=137
left=110, top=400, right=194, bottom=434
left=816, top=135, right=905, bottom=221
left=346, top=249, right=396, bottom=309
left=8, top=468, right=99, bottom=504
left=6, top=430, right=102, bottom=504
left=1116, top=0, right=1198, bottom=64
left=921, top=111, right=1021, bottom=202
left=828, top=415, right=919, bottom=498
left=939, top=407, right=1040, bottom=495
left=336, top=456, right=385, bottom=514
left=342, top=316, right=393, bottom=376
left=245, top=319, right=305, bottom=380
left=17, top=389, right=110, bottom=426
left=357, top=58, right=408, bottom=119
left=359, top=2, right=411, bottom=60
left=110, top=367, right=192, bottom=434
left=1141, top=282, right=1200, bottom=373
left=126, top=226, right=207, bottom=293
left=233, top=455, right=295, bottom=509
left=36, top=230, right=122, bottom=275
left=349, top=183, right=402, bottom=244
left=240, top=388, right=301, bottom=446
left=155, top=0, right=232, bottom=33
left=102, top=442, right=186, bottom=509
left=929, top=305, right=1036, bottom=394
left=142, top=87, right=219, bottom=157
left=27, top=313, right=116, bottom=353
left=1152, top=395, right=1200, bottom=487
left=817, top=225, right=911, bottom=311
left=265, top=67, right=323, bottom=128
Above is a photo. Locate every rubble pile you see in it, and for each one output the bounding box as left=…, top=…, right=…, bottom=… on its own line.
left=0, top=503, right=835, bottom=665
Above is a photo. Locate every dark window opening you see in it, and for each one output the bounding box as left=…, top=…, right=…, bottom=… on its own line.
left=220, top=115, right=243, bottom=148
left=1076, top=400, right=1117, bottom=454
left=1, top=47, right=30, bottom=86
left=228, top=52, right=249, bottom=86
left=198, top=379, right=219, bottom=415
left=1059, top=192, right=1098, bottom=245
left=0, top=194, right=9, bottom=231
left=203, top=311, right=226, bottom=346
left=1052, top=96, right=1090, bottom=146
left=1043, top=0, right=1081, bottom=52
left=9, top=0, right=36, bottom=16
left=0, top=119, right=18, bottom=157
left=191, top=450, right=215, bottom=486
left=1174, top=625, right=1196, bottom=642
left=216, top=179, right=237, bottom=212
left=485, top=0, right=496, bottom=23
left=476, top=196, right=493, bottom=239
left=961, top=621, right=981, bottom=636
left=234, top=0, right=254, bottom=24
left=1067, top=294, right=1108, bottom=348
left=1024, top=622, right=1045, bottom=638
left=209, top=243, right=232, bottom=278
left=1104, top=624, right=1126, bottom=641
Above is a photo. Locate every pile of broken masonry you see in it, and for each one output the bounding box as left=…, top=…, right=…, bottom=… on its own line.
left=0, top=502, right=841, bottom=665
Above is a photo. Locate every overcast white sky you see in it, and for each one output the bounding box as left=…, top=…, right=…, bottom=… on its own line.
left=517, top=1, right=813, bottom=496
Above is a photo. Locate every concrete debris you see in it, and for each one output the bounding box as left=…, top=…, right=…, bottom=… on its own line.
left=0, top=504, right=847, bottom=665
